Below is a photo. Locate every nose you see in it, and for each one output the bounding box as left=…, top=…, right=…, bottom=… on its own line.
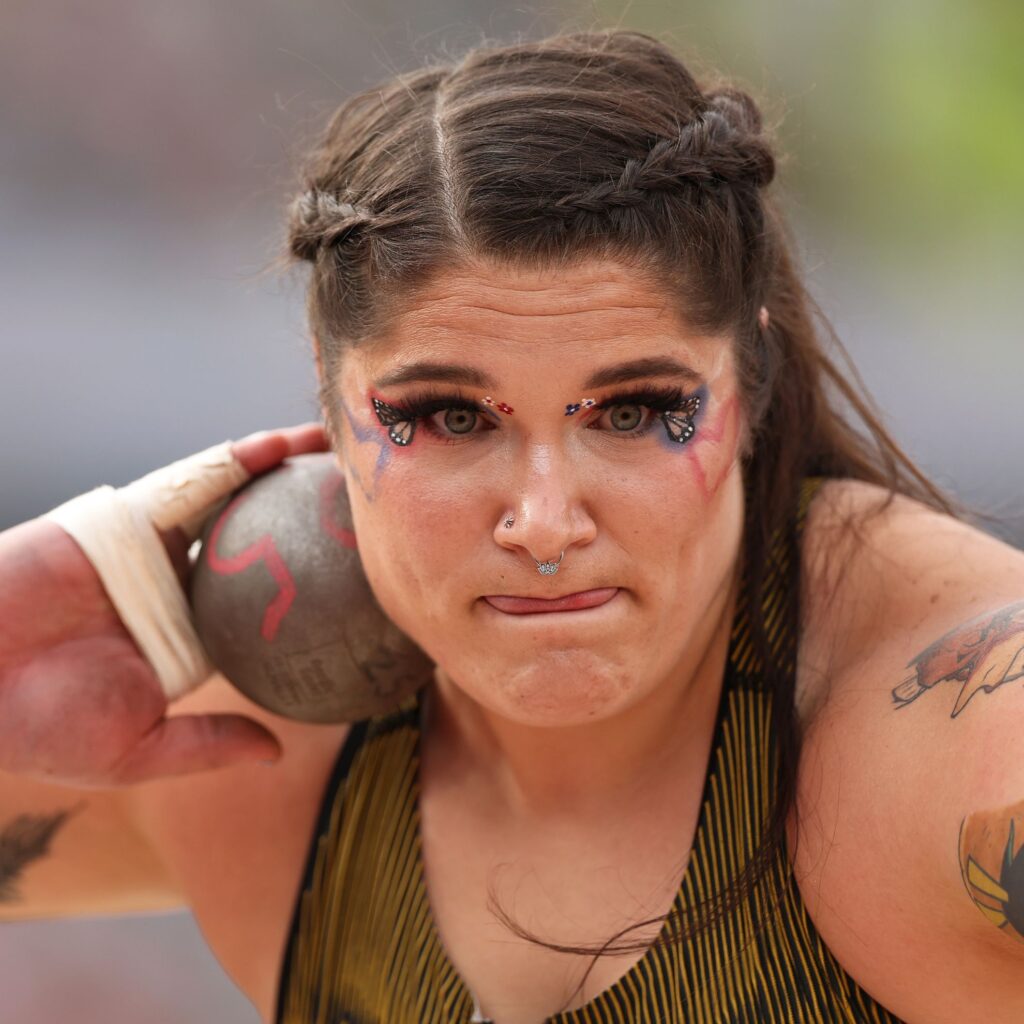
left=495, top=442, right=597, bottom=567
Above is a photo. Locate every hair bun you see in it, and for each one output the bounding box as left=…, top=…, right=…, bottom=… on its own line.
left=287, top=188, right=374, bottom=262
left=704, top=86, right=764, bottom=134
left=690, top=87, right=775, bottom=189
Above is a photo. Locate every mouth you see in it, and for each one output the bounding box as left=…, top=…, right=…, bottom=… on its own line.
left=482, top=587, right=619, bottom=615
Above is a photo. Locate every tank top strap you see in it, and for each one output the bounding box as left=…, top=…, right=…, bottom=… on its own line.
left=273, top=695, right=419, bottom=1024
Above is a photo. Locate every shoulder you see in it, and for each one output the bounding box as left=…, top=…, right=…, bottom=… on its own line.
left=122, top=673, right=351, bottom=1020
left=796, top=477, right=1024, bottom=713
left=790, top=477, right=1024, bottom=1020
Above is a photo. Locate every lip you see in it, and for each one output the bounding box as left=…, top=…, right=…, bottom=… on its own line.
left=482, top=587, right=619, bottom=615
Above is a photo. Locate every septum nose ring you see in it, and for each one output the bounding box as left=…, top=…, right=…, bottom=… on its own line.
left=534, top=551, right=565, bottom=576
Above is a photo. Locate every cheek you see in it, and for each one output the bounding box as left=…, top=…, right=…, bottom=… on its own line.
left=345, top=449, right=484, bottom=615
left=684, top=395, right=743, bottom=504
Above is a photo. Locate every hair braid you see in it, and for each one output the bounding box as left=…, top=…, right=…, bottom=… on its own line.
left=545, top=93, right=773, bottom=224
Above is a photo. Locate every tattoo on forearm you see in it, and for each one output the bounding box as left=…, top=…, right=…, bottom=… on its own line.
left=892, top=600, right=1024, bottom=717
left=959, top=798, right=1024, bottom=943
left=0, top=804, right=84, bottom=903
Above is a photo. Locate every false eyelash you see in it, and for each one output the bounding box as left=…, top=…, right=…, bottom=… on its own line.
left=589, top=384, right=703, bottom=444
left=592, top=384, right=694, bottom=415
left=371, top=387, right=496, bottom=446
left=378, top=388, right=485, bottom=422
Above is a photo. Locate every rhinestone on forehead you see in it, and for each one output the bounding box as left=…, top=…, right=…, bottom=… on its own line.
left=483, top=397, right=514, bottom=415
left=564, top=398, right=595, bottom=416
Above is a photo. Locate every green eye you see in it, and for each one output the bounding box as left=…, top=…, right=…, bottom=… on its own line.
left=443, top=408, right=477, bottom=434
left=609, top=405, right=643, bottom=431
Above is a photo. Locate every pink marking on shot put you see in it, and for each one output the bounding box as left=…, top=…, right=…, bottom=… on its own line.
left=205, top=492, right=298, bottom=642
left=319, top=475, right=358, bottom=549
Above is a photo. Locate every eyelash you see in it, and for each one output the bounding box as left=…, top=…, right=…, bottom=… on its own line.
left=377, top=384, right=699, bottom=443
left=379, top=388, right=495, bottom=443
left=588, top=385, right=690, bottom=439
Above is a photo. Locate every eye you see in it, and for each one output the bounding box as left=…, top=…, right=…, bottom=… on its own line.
left=607, top=404, right=644, bottom=432
left=439, top=407, right=478, bottom=435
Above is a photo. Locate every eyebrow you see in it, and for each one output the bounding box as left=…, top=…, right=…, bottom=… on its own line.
left=372, top=355, right=702, bottom=392
left=582, top=356, right=703, bottom=390
left=372, top=363, right=498, bottom=390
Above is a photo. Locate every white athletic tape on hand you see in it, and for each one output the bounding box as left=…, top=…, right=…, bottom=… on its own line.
left=120, top=440, right=252, bottom=539
left=42, top=441, right=252, bottom=702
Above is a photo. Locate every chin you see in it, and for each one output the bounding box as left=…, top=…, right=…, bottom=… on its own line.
left=470, top=653, right=642, bottom=727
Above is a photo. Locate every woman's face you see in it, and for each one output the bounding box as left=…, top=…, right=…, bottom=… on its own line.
left=325, top=258, right=747, bottom=727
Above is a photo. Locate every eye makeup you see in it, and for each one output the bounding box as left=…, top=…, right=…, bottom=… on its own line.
left=585, top=383, right=706, bottom=445
left=482, top=396, right=514, bottom=415
left=369, top=390, right=501, bottom=447
left=367, top=382, right=707, bottom=448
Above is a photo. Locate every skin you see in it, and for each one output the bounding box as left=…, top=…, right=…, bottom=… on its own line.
left=7, top=261, right=1024, bottom=1018
left=959, top=794, right=1024, bottom=944
left=319, top=256, right=748, bottom=814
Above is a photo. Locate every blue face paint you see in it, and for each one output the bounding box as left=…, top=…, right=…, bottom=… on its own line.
left=655, top=383, right=708, bottom=450
left=339, top=396, right=393, bottom=500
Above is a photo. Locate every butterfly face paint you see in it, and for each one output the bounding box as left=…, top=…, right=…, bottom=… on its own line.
left=659, top=392, right=702, bottom=445
left=575, top=384, right=707, bottom=448
left=371, top=397, right=417, bottom=446
left=369, top=392, right=504, bottom=448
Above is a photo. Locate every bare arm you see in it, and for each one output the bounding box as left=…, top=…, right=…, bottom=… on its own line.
left=0, top=423, right=329, bottom=923
left=793, top=480, right=1024, bottom=1021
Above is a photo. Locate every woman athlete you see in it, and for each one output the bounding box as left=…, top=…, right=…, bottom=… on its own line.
left=2, top=28, right=1023, bottom=1024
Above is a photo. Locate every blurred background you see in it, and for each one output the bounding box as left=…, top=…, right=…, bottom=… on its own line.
left=1, top=0, right=1021, bottom=1020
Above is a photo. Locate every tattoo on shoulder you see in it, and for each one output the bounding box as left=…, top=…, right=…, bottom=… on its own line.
left=0, top=804, right=85, bottom=903
left=959, top=798, right=1024, bottom=944
left=891, top=600, right=1024, bottom=717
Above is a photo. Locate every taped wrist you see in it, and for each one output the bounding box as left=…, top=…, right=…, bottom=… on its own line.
left=41, top=441, right=251, bottom=701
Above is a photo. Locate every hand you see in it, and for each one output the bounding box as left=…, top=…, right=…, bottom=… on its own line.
left=0, top=423, right=329, bottom=786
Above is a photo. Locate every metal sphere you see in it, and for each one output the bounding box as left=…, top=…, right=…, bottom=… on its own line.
left=189, top=452, right=433, bottom=722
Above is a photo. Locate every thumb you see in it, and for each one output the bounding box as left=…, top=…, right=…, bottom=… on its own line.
left=110, top=713, right=283, bottom=784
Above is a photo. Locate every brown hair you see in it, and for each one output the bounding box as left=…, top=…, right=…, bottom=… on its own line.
left=276, top=26, right=953, bottom=998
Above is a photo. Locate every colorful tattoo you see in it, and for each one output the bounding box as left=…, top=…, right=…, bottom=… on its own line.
left=959, top=798, right=1024, bottom=943
left=892, top=601, right=1024, bottom=717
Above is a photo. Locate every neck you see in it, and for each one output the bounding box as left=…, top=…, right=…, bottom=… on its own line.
left=422, top=567, right=739, bottom=821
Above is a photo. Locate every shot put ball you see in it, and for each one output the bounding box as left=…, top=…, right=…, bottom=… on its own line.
left=189, top=451, right=434, bottom=723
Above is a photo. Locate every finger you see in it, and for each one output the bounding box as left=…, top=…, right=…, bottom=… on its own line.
left=230, top=422, right=329, bottom=477
left=280, top=422, right=330, bottom=455
left=109, top=713, right=283, bottom=785
left=123, top=442, right=251, bottom=535
left=162, top=424, right=330, bottom=566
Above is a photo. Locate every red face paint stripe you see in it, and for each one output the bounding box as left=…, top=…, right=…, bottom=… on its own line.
left=204, top=492, right=298, bottom=643
left=319, top=474, right=358, bottom=550
left=690, top=396, right=739, bottom=501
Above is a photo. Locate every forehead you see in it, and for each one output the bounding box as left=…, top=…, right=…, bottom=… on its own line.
left=348, top=258, right=732, bottom=384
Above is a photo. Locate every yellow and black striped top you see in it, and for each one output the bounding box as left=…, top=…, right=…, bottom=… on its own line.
left=276, top=480, right=903, bottom=1023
